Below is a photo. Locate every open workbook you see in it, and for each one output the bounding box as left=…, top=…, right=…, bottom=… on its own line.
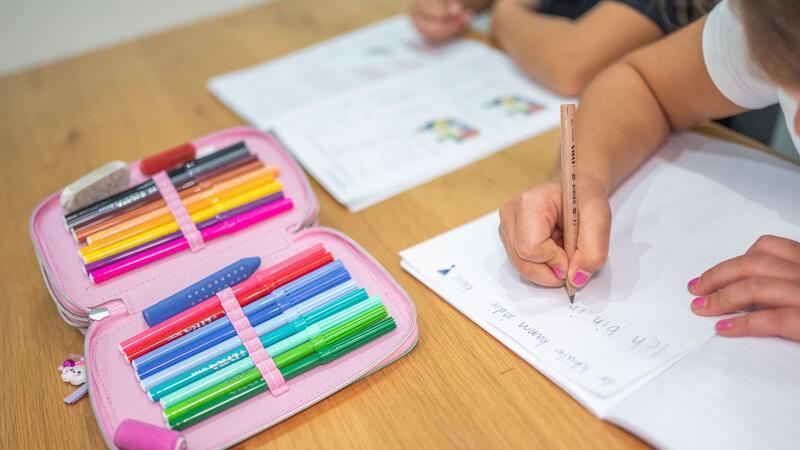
left=401, top=133, right=800, bottom=449
left=209, top=15, right=569, bottom=211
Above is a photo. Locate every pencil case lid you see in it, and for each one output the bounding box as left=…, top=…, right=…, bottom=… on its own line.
left=29, top=127, right=320, bottom=327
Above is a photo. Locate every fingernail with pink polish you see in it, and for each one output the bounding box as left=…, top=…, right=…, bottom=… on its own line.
left=571, top=270, right=590, bottom=287
left=715, top=319, right=733, bottom=331
left=687, top=277, right=700, bottom=289
left=691, top=297, right=707, bottom=310
left=552, top=266, right=566, bottom=279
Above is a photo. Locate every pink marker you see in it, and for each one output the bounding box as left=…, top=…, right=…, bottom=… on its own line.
left=89, top=198, right=294, bottom=283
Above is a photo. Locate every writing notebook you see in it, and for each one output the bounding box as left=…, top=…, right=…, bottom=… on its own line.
left=209, top=15, right=569, bottom=211
left=400, top=132, right=800, bottom=449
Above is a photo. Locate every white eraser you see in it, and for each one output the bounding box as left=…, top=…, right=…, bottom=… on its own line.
left=60, top=160, right=130, bottom=213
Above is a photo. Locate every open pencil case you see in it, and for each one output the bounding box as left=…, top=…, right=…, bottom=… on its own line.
left=29, top=127, right=418, bottom=449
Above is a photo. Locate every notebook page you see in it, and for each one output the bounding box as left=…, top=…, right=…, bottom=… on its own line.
left=606, top=337, right=800, bottom=450
left=399, top=260, right=704, bottom=416
left=401, top=213, right=715, bottom=400
left=208, top=15, right=493, bottom=129
left=400, top=132, right=800, bottom=403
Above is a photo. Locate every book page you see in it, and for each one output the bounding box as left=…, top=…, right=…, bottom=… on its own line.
left=272, top=50, right=567, bottom=210
left=209, top=14, right=569, bottom=210
left=400, top=133, right=800, bottom=406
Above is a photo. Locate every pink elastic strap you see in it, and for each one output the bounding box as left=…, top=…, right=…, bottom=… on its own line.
left=217, top=287, right=289, bottom=395
left=151, top=171, right=205, bottom=252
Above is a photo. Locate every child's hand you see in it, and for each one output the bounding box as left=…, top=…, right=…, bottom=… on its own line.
left=498, top=177, right=612, bottom=288
left=688, top=235, right=800, bottom=341
left=410, top=0, right=473, bottom=42
left=501, top=0, right=540, bottom=8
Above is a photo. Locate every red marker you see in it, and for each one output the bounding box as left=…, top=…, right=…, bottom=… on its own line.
left=119, top=244, right=333, bottom=361
left=140, top=143, right=197, bottom=176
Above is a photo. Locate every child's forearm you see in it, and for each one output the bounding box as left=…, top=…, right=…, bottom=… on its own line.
left=573, top=17, right=745, bottom=193
left=491, top=0, right=663, bottom=97
left=574, top=61, right=673, bottom=193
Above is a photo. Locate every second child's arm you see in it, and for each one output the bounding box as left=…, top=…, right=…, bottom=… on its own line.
left=491, top=0, right=664, bottom=96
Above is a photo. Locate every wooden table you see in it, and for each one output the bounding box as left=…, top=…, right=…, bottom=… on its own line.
left=0, top=0, right=770, bottom=448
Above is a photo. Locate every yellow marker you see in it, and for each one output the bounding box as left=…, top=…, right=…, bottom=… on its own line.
left=86, top=170, right=278, bottom=248
left=80, top=179, right=282, bottom=263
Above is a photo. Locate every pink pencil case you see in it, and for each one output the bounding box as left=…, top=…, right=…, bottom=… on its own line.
left=29, top=127, right=418, bottom=449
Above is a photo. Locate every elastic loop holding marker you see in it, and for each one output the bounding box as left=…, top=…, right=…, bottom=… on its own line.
left=151, top=171, right=205, bottom=252
left=217, top=287, right=288, bottom=395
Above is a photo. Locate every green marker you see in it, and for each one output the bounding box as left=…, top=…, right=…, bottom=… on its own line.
left=167, top=317, right=397, bottom=430
left=159, top=296, right=384, bottom=408
left=164, top=303, right=388, bottom=423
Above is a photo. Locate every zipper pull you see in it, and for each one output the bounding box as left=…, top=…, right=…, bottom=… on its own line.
left=89, top=307, right=110, bottom=321
left=89, top=300, right=128, bottom=321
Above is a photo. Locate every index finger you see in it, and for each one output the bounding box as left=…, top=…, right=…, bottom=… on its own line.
left=512, top=189, right=563, bottom=264
left=499, top=221, right=565, bottom=287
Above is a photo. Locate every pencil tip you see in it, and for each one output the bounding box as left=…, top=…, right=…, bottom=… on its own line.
left=569, top=295, right=575, bottom=304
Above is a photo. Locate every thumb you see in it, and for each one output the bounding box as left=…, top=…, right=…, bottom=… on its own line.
left=567, top=188, right=611, bottom=288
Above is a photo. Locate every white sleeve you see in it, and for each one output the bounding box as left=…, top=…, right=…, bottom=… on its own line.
left=702, top=0, right=778, bottom=109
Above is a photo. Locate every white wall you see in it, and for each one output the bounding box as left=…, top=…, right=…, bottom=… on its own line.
left=0, top=0, right=273, bottom=76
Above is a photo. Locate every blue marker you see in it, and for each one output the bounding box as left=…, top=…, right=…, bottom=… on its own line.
left=142, top=257, right=261, bottom=326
